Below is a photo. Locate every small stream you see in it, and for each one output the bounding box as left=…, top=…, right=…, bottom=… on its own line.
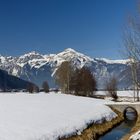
left=99, top=109, right=137, bottom=140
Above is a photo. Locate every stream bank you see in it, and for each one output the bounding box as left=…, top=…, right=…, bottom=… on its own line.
left=122, top=114, right=140, bottom=140
left=61, top=109, right=124, bottom=140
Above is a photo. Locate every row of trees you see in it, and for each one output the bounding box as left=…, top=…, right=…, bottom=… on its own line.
left=26, top=61, right=118, bottom=100
left=54, top=61, right=118, bottom=98
left=27, top=81, right=49, bottom=93
left=54, top=61, right=96, bottom=97
left=105, top=76, right=118, bottom=101
left=69, top=67, right=97, bottom=96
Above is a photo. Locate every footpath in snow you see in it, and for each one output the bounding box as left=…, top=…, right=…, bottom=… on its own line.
left=0, top=92, right=116, bottom=140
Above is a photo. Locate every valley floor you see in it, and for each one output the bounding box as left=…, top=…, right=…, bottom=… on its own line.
left=96, top=90, right=140, bottom=102
left=0, top=92, right=116, bottom=140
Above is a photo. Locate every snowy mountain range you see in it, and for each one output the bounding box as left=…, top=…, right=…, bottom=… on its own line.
left=0, top=48, right=132, bottom=89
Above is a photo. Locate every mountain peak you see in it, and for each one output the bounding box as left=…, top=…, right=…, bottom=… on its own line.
left=64, top=48, right=76, bottom=53
left=17, top=51, right=44, bottom=64
left=20, top=51, right=43, bottom=58
left=26, top=51, right=40, bottom=56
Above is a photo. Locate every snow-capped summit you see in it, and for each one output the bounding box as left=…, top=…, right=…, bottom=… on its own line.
left=19, top=51, right=43, bottom=60
left=64, top=48, right=77, bottom=52
left=0, top=48, right=132, bottom=89
left=57, top=48, right=81, bottom=57
left=25, top=51, right=39, bottom=55
left=17, top=51, right=44, bottom=64
left=54, top=48, right=94, bottom=67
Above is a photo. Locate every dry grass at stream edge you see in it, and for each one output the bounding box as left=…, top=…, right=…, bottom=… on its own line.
left=61, top=108, right=124, bottom=140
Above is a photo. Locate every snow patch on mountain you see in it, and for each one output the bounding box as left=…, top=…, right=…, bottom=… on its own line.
left=95, top=58, right=130, bottom=64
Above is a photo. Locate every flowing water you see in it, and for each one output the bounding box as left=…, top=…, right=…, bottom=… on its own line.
left=99, top=110, right=137, bottom=140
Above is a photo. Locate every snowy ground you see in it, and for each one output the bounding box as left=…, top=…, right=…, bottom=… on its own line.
left=96, top=90, right=136, bottom=97
left=96, top=90, right=140, bottom=102
left=0, top=92, right=116, bottom=140
left=129, top=130, right=140, bottom=140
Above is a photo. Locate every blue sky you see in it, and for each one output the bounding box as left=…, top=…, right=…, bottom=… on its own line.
left=0, top=0, right=137, bottom=59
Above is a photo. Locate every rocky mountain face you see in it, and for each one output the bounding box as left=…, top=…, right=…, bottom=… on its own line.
left=0, top=48, right=132, bottom=89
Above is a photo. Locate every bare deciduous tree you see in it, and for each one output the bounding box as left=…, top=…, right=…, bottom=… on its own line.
left=70, top=67, right=97, bottom=97
left=54, top=61, right=73, bottom=94
left=54, top=62, right=97, bottom=96
left=42, top=81, right=49, bottom=93
left=105, top=76, right=118, bottom=101
left=27, top=83, right=39, bottom=93
left=123, top=8, right=140, bottom=101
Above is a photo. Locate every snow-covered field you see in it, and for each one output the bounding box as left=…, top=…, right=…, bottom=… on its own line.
left=96, top=90, right=136, bottom=97
left=0, top=92, right=116, bottom=140
left=96, top=90, right=140, bottom=102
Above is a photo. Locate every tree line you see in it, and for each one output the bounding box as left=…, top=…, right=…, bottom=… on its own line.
left=54, top=61, right=117, bottom=98
left=27, top=81, right=49, bottom=93
left=27, top=61, right=118, bottom=100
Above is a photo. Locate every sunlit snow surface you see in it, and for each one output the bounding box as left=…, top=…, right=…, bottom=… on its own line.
left=0, top=92, right=116, bottom=140
left=96, top=91, right=140, bottom=98
left=129, top=130, right=140, bottom=140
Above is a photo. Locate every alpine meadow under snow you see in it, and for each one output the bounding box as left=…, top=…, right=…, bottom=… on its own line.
left=0, top=92, right=116, bottom=140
